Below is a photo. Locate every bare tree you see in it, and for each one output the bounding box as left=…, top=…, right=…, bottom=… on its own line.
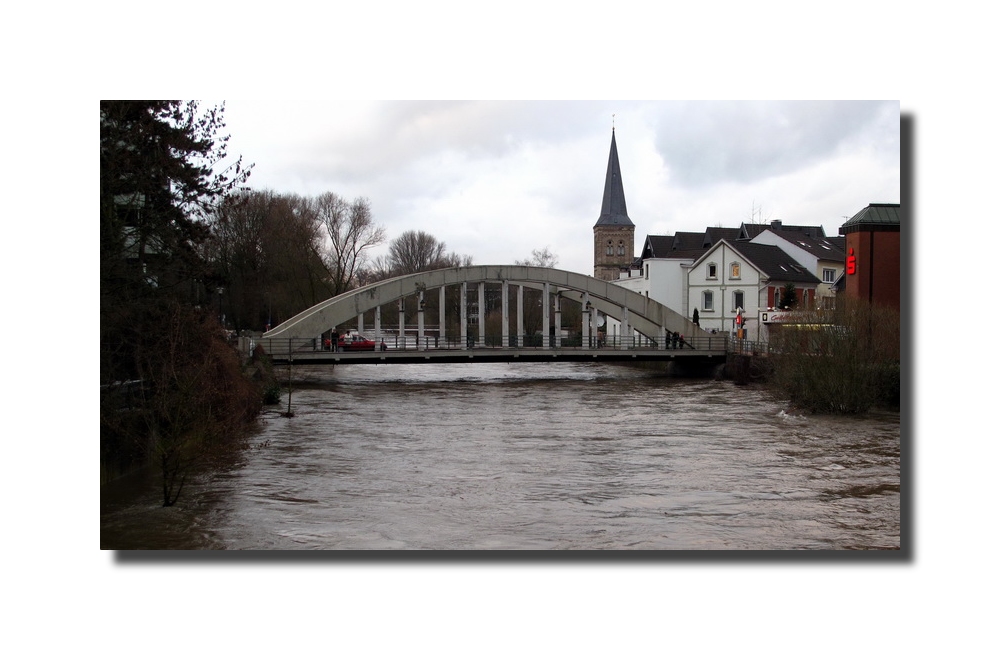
left=514, top=246, right=559, bottom=268
left=317, top=193, right=385, bottom=294
left=387, top=230, right=448, bottom=275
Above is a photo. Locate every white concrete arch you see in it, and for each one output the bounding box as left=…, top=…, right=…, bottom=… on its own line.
left=262, top=265, right=699, bottom=343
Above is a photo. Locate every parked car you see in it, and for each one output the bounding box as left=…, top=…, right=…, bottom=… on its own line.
left=337, top=334, right=387, bottom=351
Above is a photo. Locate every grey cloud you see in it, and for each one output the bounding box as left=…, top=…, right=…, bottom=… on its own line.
left=292, top=101, right=622, bottom=184
left=650, top=101, right=897, bottom=188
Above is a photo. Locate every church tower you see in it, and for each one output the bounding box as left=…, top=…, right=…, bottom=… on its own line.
left=593, top=128, right=635, bottom=280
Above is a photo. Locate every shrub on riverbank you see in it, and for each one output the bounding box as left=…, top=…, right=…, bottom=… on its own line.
left=100, top=302, right=270, bottom=504
left=766, top=298, right=900, bottom=414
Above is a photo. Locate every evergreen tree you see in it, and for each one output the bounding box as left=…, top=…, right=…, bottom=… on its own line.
left=100, top=101, right=262, bottom=503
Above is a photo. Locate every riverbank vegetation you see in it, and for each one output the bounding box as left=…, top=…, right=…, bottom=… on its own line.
left=100, top=101, right=273, bottom=504
left=765, top=297, right=900, bottom=414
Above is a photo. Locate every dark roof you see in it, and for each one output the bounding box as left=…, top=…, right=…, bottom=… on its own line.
left=839, top=203, right=900, bottom=234
left=641, top=230, right=738, bottom=260
left=729, top=241, right=821, bottom=284
left=672, top=231, right=709, bottom=252
left=594, top=129, right=634, bottom=228
left=704, top=227, right=740, bottom=247
left=641, top=235, right=673, bottom=259
left=739, top=220, right=826, bottom=239
left=738, top=223, right=770, bottom=239
left=764, top=228, right=846, bottom=262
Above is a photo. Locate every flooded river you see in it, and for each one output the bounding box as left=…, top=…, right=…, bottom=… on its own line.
left=101, top=362, right=900, bottom=550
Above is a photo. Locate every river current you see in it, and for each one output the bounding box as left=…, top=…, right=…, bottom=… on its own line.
left=100, top=362, right=900, bottom=550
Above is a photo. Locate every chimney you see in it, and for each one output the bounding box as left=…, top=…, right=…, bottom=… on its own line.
left=770, top=219, right=782, bottom=230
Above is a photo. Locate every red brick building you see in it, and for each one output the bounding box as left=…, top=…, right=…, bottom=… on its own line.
left=838, top=203, right=900, bottom=310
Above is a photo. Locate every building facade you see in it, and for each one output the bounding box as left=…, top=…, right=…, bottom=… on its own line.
left=839, top=203, right=900, bottom=310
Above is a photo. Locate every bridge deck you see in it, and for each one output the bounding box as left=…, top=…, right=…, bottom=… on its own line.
left=267, top=346, right=725, bottom=365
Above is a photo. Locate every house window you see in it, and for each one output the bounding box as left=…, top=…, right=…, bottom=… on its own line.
left=707, top=263, right=717, bottom=279
left=618, top=241, right=625, bottom=256
left=606, top=241, right=613, bottom=256
left=703, top=291, right=714, bottom=311
left=730, top=262, right=741, bottom=279
left=822, top=268, right=836, bottom=283
left=733, top=291, right=744, bottom=311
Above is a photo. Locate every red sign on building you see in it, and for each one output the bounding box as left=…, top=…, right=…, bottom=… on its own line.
left=846, top=247, right=857, bottom=275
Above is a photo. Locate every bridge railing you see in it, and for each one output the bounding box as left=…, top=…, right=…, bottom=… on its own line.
left=254, top=332, right=730, bottom=357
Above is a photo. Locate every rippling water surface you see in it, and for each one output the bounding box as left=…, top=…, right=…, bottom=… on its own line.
left=101, top=363, right=900, bottom=550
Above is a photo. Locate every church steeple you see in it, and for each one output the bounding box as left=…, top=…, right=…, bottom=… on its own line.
left=593, top=127, right=636, bottom=280
left=594, top=128, right=634, bottom=228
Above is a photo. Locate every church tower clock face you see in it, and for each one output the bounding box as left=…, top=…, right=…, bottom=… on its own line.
left=593, top=127, right=634, bottom=281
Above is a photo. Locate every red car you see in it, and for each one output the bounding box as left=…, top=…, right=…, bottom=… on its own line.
left=337, top=334, right=386, bottom=351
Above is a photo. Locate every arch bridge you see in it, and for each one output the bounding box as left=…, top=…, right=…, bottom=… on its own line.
left=255, top=265, right=727, bottom=364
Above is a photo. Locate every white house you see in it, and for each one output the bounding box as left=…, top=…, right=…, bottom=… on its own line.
left=687, top=239, right=822, bottom=342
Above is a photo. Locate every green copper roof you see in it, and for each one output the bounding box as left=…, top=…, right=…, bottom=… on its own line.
left=839, top=203, right=900, bottom=234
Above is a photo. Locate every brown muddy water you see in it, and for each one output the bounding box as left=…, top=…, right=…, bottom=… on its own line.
left=101, top=362, right=900, bottom=550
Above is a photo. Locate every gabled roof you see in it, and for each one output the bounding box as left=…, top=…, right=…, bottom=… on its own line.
left=730, top=241, right=821, bottom=284
left=641, top=235, right=674, bottom=259
left=692, top=239, right=821, bottom=285
left=760, top=228, right=846, bottom=262
left=594, top=129, right=634, bottom=228
left=839, top=203, right=900, bottom=234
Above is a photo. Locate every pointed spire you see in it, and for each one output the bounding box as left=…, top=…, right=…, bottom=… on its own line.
left=595, top=128, right=634, bottom=227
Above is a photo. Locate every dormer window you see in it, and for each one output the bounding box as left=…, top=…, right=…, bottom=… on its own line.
left=707, top=263, right=717, bottom=279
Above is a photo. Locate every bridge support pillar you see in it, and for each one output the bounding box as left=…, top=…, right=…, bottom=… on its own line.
left=591, top=306, right=599, bottom=348
left=516, top=284, right=524, bottom=348
left=542, top=282, right=550, bottom=348
left=358, top=311, right=364, bottom=334
left=620, top=305, right=629, bottom=350
left=439, top=286, right=445, bottom=346
left=460, top=282, right=468, bottom=349
left=502, top=280, right=509, bottom=349
left=477, top=282, right=486, bottom=347
left=398, top=298, right=405, bottom=348
left=582, top=292, right=590, bottom=349
left=375, top=305, right=382, bottom=340
left=418, top=290, right=425, bottom=348
left=554, top=293, right=561, bottom=348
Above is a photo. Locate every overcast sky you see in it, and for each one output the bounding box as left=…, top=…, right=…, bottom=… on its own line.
left=221, top=100, right=899, bottom=276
